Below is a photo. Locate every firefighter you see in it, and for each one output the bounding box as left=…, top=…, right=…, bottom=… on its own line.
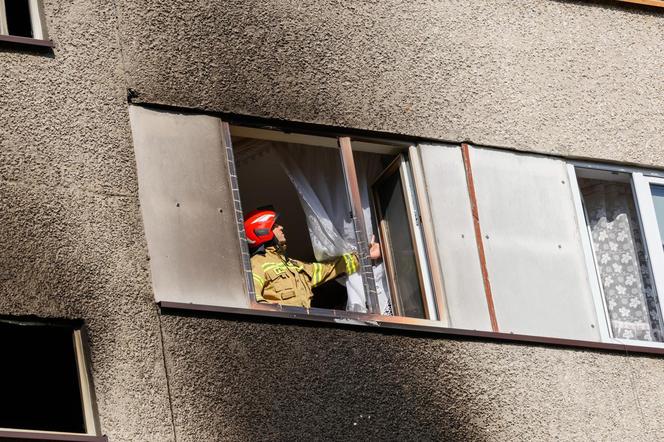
left=244, top=208, right=380, bottom=308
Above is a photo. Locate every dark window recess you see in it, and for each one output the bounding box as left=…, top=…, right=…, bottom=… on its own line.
left=6, top=0, right=33, bottom=38
left=0, top=321, right=86, bottom=433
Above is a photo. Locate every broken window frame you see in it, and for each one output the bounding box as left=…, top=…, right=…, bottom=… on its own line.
left=220, top=122, right=447, bottom=325
left=0, top=319, right=103, bottom=440
left=0, top=0, right=47, bottom=40
left=568, top=161, right=664, bottom=349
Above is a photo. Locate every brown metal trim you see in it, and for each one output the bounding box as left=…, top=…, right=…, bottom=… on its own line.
left=158, top=300, right=664, bottom=357
left=0, top=34, right=54, bottom=47
left=461, top=143, right=499, bottom=332
left=0, top=430, right=107, bottom=441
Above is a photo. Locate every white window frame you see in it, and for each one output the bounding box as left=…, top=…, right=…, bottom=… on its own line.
left=0, top=325, right=101, bottom=439
left=0, top=0, right=47, bottom=40
left=569, top=161, right=664, bottom=350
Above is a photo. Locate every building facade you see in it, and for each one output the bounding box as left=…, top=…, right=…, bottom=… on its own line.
left=2, top=0, right=664, bottom=440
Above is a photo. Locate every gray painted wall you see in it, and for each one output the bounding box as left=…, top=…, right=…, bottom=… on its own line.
left=1, top=0, right=664, bottom=440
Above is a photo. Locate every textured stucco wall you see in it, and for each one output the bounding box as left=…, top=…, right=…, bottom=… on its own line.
left=117, top=0, right=664, bottom=168
left=160, top=314, right=664, bottom=441
left=0, top=1, right=173, bottom=440
left=5, top=0, right=664, bottom=440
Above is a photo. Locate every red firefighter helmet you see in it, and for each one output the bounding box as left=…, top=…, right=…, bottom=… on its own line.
left=244, top=208, right=278, bottom=247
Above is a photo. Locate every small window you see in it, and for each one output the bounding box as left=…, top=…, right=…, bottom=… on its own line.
left=574, top=167, right=664, bottom=343
left=0, top=319, right=99, bottom=437
left=0, top=0, right=47, bottom=40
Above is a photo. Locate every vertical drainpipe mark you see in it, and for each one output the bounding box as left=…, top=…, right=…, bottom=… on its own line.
left=461, top=143, right=499, bottom=332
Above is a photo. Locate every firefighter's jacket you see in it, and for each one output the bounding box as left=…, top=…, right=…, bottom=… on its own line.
left=251, top=246, right=359, bottom=308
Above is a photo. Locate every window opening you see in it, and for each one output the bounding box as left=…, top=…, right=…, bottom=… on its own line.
left=0, top=0, right=46, bottom=39
left=0, top=320, right=96, bottom=435
left=576, top=170, right=664, bottom=342
left=229, top=126, right=425, bottom=317
left=5, top=0, right=32, bottom=37
left=233, top=132, right=360, bottom=311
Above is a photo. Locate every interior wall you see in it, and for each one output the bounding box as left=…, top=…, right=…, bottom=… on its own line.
left=234, top=141, right=316, bottom=262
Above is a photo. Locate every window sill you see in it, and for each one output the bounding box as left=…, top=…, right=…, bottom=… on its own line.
left=0, top=35, right=54, bottom=48
left=159, top=301, right=664, bottom=357
left=0, top=429, right=106, bottom=441
left=618, top=0, right=664, bottom=8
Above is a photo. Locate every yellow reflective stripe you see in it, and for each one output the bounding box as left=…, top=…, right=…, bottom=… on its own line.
left=312, top=262, right=322, bottom=285
left=261, top=263, right=281, bottom=271
left=252, top=273, right=265, bottom=288
left=343, top=253, right=356, bottom=274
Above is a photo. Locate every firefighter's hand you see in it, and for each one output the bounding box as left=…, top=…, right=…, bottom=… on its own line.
left=369, top=235, right=381, bottom=260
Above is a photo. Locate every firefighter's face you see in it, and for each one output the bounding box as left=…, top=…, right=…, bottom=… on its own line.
left=272, top=224, right=286, bottom=244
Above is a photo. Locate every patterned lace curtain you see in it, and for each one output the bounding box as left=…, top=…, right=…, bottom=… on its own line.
left=580, top=179, right=664, bottom=341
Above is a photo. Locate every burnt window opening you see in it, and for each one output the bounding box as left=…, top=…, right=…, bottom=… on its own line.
left=5, top=0, right=33, bottom=38
left=230, top=127, right=440, bottom=320
left=0, top=320, right=87, bottom=434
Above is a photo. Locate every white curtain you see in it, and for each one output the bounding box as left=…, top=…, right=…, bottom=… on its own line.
left=273, top=142, right=392, bottom=315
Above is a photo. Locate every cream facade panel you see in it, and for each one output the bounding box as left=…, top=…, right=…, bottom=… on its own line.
left=129, top=106, right=247, bottom=308
left=469, top=146, right=600, bottom=340
left=418, top=144, right=491, bottom=331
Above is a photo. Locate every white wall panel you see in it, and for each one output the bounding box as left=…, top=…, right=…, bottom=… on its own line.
left=470, top=146, right=600, bottom=340
left=418, top=144, right=491, bottom=330
left=129, top=106, right=248, bottom=307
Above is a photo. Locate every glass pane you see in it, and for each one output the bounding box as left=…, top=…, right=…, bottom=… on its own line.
left=6, top=0, right=33, bottom=38
left=650, top=184, right=664, bottom=251
left=579, top=177, right=664, bottom=341
left=375, top=167, right=425, bottom=318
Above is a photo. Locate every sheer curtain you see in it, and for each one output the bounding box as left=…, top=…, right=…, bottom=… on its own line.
left=273, top=142, right=392, bottom=315
left=581, top=179, right=664, bottom=341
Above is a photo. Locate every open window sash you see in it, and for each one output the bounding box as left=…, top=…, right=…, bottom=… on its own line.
left=372, top=154, right=437, bottom=319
